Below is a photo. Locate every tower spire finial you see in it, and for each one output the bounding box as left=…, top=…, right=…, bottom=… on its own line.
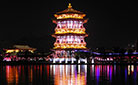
left=68, top=3, right=72, bottom=8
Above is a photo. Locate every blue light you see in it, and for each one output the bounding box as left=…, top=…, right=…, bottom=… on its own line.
left=109, top=53, right=112, bottom=55
left=124, top=52, right=128, bottom=55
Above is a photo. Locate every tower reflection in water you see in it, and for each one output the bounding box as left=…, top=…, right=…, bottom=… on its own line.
left=51, top=65, right=87, bottom=85
left=1, top=65, right=138, bottom=85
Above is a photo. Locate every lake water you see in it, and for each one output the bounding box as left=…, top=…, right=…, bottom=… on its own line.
left=0, top=64, right=138, bottom=85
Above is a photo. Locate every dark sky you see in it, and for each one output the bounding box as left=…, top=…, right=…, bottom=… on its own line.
left=0, top=0, right=138, bottom=52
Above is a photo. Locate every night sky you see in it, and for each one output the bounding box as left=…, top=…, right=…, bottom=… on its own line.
left=0, top=0, right=138, bottom=52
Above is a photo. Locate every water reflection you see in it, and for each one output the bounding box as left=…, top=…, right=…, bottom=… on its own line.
left=6, top=66, right=19, bottom=84
left=51, top=65, right=87, bottom=85
left=0, top=64, right=138, bottom=85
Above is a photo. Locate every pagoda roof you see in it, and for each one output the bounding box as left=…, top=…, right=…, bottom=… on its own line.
left=52, top=33, right=88, bottom=37
left=56, top=3, right=84, bottom=15
left=13, top=45, right=36, bottom=50
left=4, top=45, right=36, bottom=50
left=52, top=48, right=88, bottom=50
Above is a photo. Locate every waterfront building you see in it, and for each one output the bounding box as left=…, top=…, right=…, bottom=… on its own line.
left=52, top=3, right=88, bottom=62
left=2, top=45, right=36, bottom=61
left=4, top=45, right=36, bottom=53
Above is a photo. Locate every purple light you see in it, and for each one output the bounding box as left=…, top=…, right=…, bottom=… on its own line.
left=124, top=52, right=128, bottom=55
left=109, top=53, right=112, bottom=55
left=133, top=52, right=138, bottom=54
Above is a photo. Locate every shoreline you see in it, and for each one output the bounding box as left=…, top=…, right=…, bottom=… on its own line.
left=1, top=61, right=138, bottom=65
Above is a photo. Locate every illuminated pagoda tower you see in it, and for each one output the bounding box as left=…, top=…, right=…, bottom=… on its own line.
left=52, top=3, right=88, bottom=62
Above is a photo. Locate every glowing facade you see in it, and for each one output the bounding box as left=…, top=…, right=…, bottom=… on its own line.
left=4, top=45, right=36, bottom=53
left=52, top=3, right=88, bottom=57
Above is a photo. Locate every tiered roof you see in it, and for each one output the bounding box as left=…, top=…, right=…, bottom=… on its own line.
left=56, top=3, right=84, bottom=15
left=54, top=3, right=86, bottom=20
left=52, top=3, right=88, bottom=50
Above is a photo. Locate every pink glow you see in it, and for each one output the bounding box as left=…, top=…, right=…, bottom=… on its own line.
left=3, top=57, right=11, bottom=61
left=53, top=17, right=87, bottom=49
